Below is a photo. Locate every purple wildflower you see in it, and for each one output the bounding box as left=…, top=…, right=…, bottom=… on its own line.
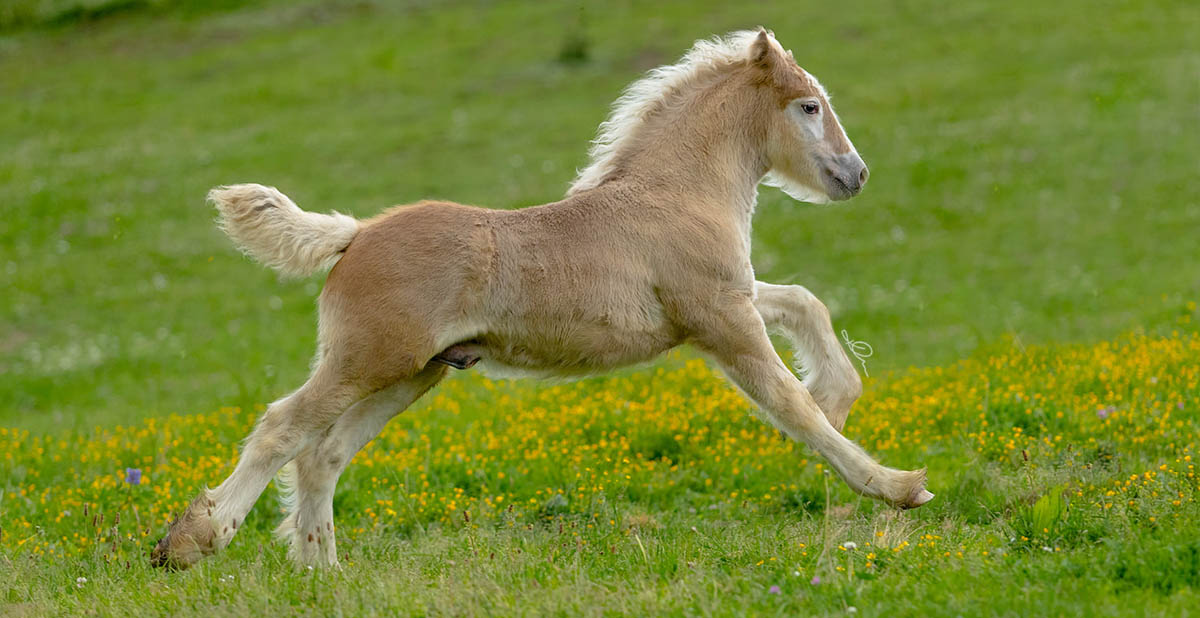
left=1097, top=406, right=1114, bottom=420
left=124, top=468, right=142, bottom=485
left=810, top=575, right=821, bottom=585
left=1178, top=402, right=1185, bottom=410
left=768, top=585, right=781, bottom=595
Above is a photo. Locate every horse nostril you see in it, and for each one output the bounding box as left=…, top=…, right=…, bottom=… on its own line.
left=859, top=166, right=870, bottom=186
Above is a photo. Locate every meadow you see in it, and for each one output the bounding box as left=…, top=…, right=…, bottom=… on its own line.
left=3, top=334, right=1199, bottom=614
left=2, top=0, right=1198, bottom=615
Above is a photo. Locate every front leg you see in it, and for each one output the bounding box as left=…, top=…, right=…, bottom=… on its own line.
left=693, top=295, right=932, bottom=508
left=754, top=281, right=861, bottom=432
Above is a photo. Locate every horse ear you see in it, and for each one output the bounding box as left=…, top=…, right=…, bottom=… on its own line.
left=750, top=28, right=775, bottom=68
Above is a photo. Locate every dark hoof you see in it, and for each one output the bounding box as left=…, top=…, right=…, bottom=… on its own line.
left=150, top=536, right=181, bottom=570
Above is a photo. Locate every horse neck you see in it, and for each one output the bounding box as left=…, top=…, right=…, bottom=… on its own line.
left=622, top=74, right=768, bottom=227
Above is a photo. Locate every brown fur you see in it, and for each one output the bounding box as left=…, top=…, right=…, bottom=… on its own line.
left=153, top=28, right=928, bottom=570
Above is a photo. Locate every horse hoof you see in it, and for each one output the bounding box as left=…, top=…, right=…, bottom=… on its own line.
left=907, top=489, right=935, bottom=509
left=150, top=537, right=185, bottom=570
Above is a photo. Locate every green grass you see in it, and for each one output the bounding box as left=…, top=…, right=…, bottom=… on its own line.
left=0, top=0, right=248, bottom=31
left=2, top=334, right=1199, bottom=616
left=2, top=0, right=1197, bottom=431
left=1, top=0, right=1198, bottom=615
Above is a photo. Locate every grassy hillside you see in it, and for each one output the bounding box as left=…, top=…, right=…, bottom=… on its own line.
left=1, top=0, right=1197, bottom=430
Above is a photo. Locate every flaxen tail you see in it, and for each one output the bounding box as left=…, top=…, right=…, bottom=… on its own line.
left=208, top=184, right=359, bottom=278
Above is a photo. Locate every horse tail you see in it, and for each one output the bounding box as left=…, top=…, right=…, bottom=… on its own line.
left=208, top=184, right=359, bottom=278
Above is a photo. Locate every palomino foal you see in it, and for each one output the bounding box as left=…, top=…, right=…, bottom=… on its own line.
left=152, top=28, right=932, bottom=569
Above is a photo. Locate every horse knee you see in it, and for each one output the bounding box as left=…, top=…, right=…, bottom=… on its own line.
left=813, top=359, right=861, bottom=399
left=786, top=286, right=829, bottom=326
left=837, top=367, right=863, bottom=409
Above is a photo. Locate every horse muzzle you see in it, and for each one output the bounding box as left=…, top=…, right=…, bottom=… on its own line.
left=823, top=153, right=869, bottom=201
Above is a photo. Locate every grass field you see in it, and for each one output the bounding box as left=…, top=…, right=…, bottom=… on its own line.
left=1, top=0, right=1198, bottom=615
left=3, top=334, right=1199, bottom=614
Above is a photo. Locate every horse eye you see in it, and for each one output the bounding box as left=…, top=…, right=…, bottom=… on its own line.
left=802, top=102, right=820, bottom=115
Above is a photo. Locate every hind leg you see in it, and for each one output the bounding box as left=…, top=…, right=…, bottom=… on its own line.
left=276, top=364, right=448, bottom=567
left=151, top=363, right=363, bottom=569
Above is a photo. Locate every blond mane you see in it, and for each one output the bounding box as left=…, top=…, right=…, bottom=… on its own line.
left=568, top=30, right=776, bottom=195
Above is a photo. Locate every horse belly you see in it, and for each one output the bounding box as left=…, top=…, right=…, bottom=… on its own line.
left=473, top=319, right=681, bottom=381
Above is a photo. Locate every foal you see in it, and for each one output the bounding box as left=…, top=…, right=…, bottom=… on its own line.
left=152, top=28, right=932, bottom=569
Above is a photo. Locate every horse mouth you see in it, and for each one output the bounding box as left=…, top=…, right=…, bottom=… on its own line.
left=822, top=163, right=865, bottom=201
left=827, top=175, right=857, bottom=201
